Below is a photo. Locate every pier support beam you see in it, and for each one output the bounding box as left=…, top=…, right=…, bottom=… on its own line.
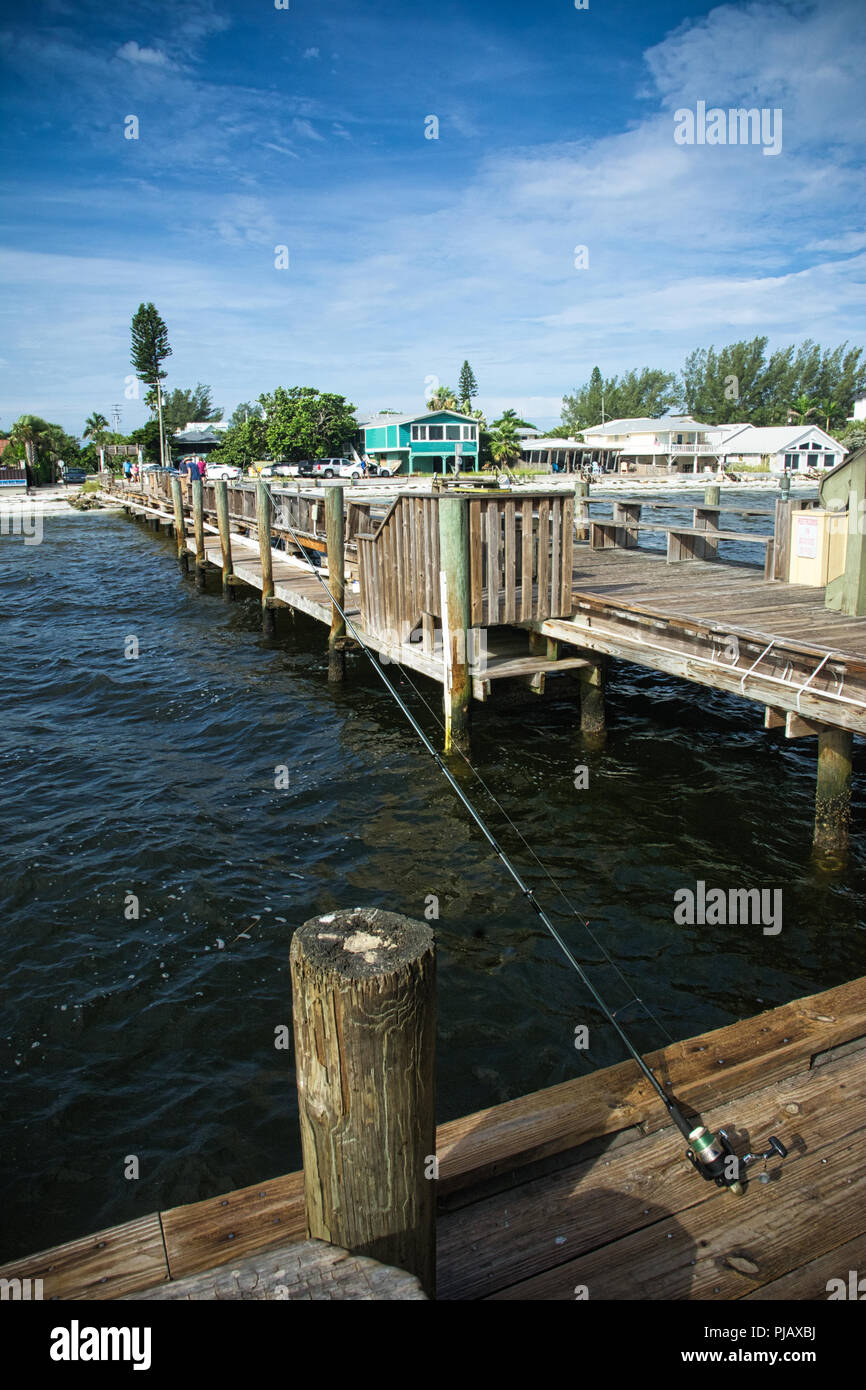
left=170, top=477, right=189, bottom=573
left=192, top=478, right=206, bottom=590
left=325, top=485, right=345, bottom=681
left=438, top=495, right=472, bottom=752
left=214, top=480, right=235, bottom=600
left=290, top=908, right=436, bottom=1297
left=579, top=659, right=607, bottom=746
left=814, top=726, right=853, bottom=861
left=704, top=484, right=720, bottom=508
left=256, top=480, right=276, bottom=636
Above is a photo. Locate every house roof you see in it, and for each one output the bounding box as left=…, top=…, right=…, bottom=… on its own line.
left=718, top=425, right=846, bottom=454
left=359, top=410, right=477, bottom=429
left=584, top=415, right=711, bottom=435
left=169, top=428, right=223, bottom=445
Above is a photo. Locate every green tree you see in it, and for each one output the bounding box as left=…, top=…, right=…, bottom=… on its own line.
left=426, top=385, right=459, bottom=411
left=491, top=409, right=536, bottom=430
left=458, top=360, right=478, bottom=410
left=83, top=412, right=110, bottom=445
left=163, top=385, right=221, bottom=434
left=489, top=415, right=521, bottom=469
left=259, top=387, right=357, bottom=461
left=128, top=420, right=163, bottom=465
left=789, top=393, right=816, bottom=425
left=130, top=302, right=172, bottom=467
left=209, top=414, right=268, bottom=470
left=228, top=401, right=264, bottom=430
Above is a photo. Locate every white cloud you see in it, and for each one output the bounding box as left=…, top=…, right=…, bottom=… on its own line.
left=303, top=47, right=320, bottom=60
left=116, top=41, right=173, bottom=68
left=290, top=117, right=325, bottom=142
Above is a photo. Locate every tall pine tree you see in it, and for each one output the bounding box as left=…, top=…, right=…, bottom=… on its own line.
left=130, top=303, right=172, bottom=468
left=458, top=360, right=478, bottom=411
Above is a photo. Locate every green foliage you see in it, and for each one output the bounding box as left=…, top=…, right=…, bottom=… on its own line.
left=228, top=401, right=264, bottom=430
left=130, top=303, right=172, bottom=387
left=426, top=386, right=459, bottom=411
left=458, top=360, right=478, bottom=409
left=490, top=414, right=521, bottom=467
left=209, top=414, right=268, bottom=469
left=8, top=415, right=82, bottom=483
left=128, top=419, right=163, bottom=464
left=491, top=408, right=536, bottom=430
left=83, top=412, right=110, bottom=444
left=562, top=365, right=680, bottom=431
left=258, top=386, right=357, bottom=461
left=163, top=385, right=221, bottom=434
left=561, top=339, right=866, bottom=432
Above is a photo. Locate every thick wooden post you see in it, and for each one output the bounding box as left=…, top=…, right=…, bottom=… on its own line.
left=325, top=485, right=346, bottom=681
left=579, top=660, right=607, bottom=745
left=170, top=476, right=189, bottom=572
left=192, top=478, right=206, bottom=590
left=704, top=484, right=720, bottom=508
left=290, top=908, right=436, bottom=1297
left=574, top=478, right=589, bottom=541
left=438, top=495, right=472, bottom=752
left=814, top=726, right=853, bottom=860
left=215, top=480, right=234, bottom=600
left=256, top=480, right=276, bottom=635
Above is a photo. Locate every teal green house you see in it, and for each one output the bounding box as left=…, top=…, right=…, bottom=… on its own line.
left=358, top=410, right=480, bottom=475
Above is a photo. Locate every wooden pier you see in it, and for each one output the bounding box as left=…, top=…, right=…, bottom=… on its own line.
left=100, top=469, right=865, bottom=854
left=3, top=969, right=865, bottom=1301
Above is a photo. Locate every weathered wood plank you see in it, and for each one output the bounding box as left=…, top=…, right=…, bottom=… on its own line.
left=161, top=1171, right=305, bottom=1281
left=0, top=1215, right=168, bottom=1301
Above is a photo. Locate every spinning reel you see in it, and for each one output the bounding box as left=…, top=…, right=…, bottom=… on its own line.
left=684, top=1125, right=788, bottom=1195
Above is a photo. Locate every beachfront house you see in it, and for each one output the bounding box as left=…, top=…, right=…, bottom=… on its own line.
left=358, top=410, right=480, bottom=475
left=580, top=416, right=723, bottom=474
left=717, top=425, right=846, bottom=474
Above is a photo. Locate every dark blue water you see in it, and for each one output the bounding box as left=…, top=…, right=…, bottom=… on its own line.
left=2, top=505, right=864, bottom=1262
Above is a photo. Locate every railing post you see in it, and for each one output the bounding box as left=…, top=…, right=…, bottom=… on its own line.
left=256, top=480, right=276, bottom=635
left=325, top=485, right=346, bottom=680
left=215, top=480, right=234, bottom=600
left=291, top=908, right=436, bottom=1297
left=704, top=483, right=720, bottom=508
left=192, top=478, right=206, bottom=590
left=170, top=476, right=189, bottom=572
left=438, top=495, right=472, bottom=752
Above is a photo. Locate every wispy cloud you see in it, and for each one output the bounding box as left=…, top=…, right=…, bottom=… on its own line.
left=116, top=41, right=174, bottom=68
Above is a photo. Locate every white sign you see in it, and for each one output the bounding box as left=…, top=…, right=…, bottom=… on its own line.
left=795, top=515, right=818, bottom=559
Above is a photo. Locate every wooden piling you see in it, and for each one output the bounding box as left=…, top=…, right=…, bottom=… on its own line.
left=438, top=495, right=472, bottom=752
left=704, top=484, right=720, bottom=508
left=192, top=478, right=206, bottom=590
left=214, top=480, right=234, bottom=600
left=290, top=907, right=436, bottom=1297
left=814, top=725, right=853, bottom=859
left=325, top=485, right=345, bottom=681
left=256, top=480, right=276, bottom=636
left=170, top=476, right=189, bottom=572
left=579, top=660, right=607, bottom=744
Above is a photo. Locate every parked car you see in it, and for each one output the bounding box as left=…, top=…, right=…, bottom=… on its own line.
left=258, top=463, right=294, bottom=478
left=63, top=468, right=88, bottom=484
left=205, top=462, right=242, bottom=480
left=311, top=457, right=362, bottom=479
left=296, top=459, right=316, bottom=477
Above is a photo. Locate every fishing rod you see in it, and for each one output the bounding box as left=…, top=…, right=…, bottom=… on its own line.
left=262, top=478, right=788, bottom=1194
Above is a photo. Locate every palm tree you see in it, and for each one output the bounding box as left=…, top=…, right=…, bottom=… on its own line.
left=9, top=414, right=52, bottom=482
left=789, top=394, right=816, bottom=425
left=490, top=417, right=521, bottom=469
left=426, top=386, right=459, bottom=412
left=83, top=412, right=110, bottom=444
left=816, top=397, right=839, bottom=432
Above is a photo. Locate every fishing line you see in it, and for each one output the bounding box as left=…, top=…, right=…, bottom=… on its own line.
left=260, top=479, right=676, bottom=1082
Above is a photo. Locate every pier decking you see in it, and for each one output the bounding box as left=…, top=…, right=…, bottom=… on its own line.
left=3, top=976, right=865, bottom=1300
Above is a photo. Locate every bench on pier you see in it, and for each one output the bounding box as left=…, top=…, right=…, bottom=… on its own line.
left=590, top=506, right=772, bottom=565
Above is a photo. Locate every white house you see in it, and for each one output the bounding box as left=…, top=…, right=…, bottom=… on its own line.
left=851, top=394, right=866, bottom=422
left=580, top=416, right=722, bottom=473
left=717, top=425, right=846, bottom=474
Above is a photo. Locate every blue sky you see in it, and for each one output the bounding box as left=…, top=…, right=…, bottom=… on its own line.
left=1, top=0, right=864, bottom=435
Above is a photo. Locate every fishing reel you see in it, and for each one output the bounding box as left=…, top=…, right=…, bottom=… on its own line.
left=684, top=1125, right=788, bottom=1196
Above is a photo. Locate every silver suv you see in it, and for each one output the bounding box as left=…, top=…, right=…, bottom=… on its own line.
left=311, top=457, right=362, bottom=479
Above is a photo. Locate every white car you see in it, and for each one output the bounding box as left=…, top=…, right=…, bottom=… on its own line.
left=205, top=462, right=241, bottom=480
left=312, top=457, right=362, bottom=479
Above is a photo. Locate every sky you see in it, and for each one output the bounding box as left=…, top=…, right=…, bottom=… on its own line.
left=0, top=0, right=864, bottom=436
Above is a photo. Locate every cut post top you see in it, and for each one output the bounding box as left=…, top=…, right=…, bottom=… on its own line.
left=291, top=908, right=434, bottom=982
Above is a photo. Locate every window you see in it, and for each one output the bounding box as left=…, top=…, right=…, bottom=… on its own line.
left=445, top=425, right=460, bottom=440
left=413, top=425, right=427, bottom=440
left=428, top=425, right=444, bottom=441
left=411, top=425, right=419, bottom=441
left=462, top=425, right=472, bottom=440
left=784, top=453, right=795, bottom=470
left=824, top=454, right=835, bottom=468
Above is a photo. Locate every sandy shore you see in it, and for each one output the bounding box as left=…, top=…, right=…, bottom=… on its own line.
left=0, top=486, right=123, bottom=517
